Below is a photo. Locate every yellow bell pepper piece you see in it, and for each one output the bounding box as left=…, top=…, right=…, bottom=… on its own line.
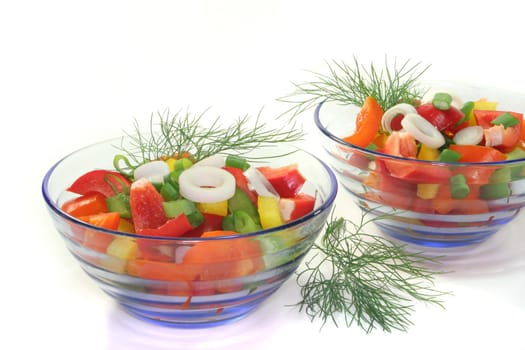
left=258, top=196, right=285, bottom=229
left=103, top=237, right=138, bottom=273
left=198, top=201, right=228, bottom=217
left=416, top=144, right=440, bottom=200
left=474, top=98, right=498, bottom=111
left=417, top=183, right=440, bottom=200
left=468, top=98, right=498, bottom=126
left=417, top=144, right=439, bottom=161
left=165, top=158, right=176, bottom=172
left=107, top=237, right=138, bottom=260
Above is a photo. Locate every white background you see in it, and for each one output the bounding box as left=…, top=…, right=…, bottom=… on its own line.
left=2, top=1, right=525, bottom=349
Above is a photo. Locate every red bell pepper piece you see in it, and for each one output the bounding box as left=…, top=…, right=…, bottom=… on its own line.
left=129, top=178, right=167, bottom=231
left=61, top=192, right=109, bottom=218
left=223, top=166, right=258, bottom=206
left=257, top=164, right=306, bottom=198
left=67, top=169, right=131, bottom=198
left=185, top=213, right=225, bottom=237
left=416, top=103, right=464, bottom=132
left=78, top=212, right=120, bottom=252
left=279, top=193, right=316, bottom=221
left=137, top=213, right=193, bottom=237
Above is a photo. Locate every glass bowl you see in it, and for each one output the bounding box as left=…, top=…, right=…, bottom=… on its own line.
left=42, top=138, right=338, bottom=327
left=314, top=82, right=525, bottom=248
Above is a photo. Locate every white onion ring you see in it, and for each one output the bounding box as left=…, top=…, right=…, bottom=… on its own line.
left=193, top=154, right=225, bottom=168
left=178, top=165, right=235, bottom=203
left=244, top=167, right=279, bottom=198
left=453, top=125, right=484, bottom=145
left=401, top=113, right=446, bottom=149
left=381, top=103, right=417, bottom=133
left=133, top=160, right=170, bottom=183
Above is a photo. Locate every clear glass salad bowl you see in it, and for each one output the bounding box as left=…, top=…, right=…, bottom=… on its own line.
left=314, top=82, right=525, bottom=248
left=42, top=138, right=338, bottom=327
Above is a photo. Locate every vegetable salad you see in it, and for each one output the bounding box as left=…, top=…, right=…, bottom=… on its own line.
left=343, top=89, right=525, bottom=216
left=60, top=152, right=316, bottom=283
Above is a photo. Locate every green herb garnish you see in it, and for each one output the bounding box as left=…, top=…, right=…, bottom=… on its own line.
left=113, top=108, right=304, bottom=173
left=295, top=208, right=448, bottom=333
left=278, top=56, right=430, bottom=118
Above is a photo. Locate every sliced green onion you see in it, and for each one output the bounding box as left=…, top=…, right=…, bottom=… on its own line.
left=432, top=92, right=453, bottom=111
left=172, top=158, right=193, bottom=171
left=491, top=112, right=520, bottom=128
left=113, top=154, right=134, bottom=178
left=449, top=174, right=470, bottom=199
left=225, top=154, right=250, bottom=171
left=506, top=147, right=525, bottom=179
left=160, top=181, right=179, bottom=201
left=162, top=199, right=204, bottom=227
left=228, top=188, right=260, bottom=224
left=437, top=148, right=462, bottom=162
left=106, top=193, right=131, bottom=219
left=480, top=183, right=511, bottom=199
left=506, top=147, right=525, bottom=160
left=457, top=101, right=475, bottom=125
left=224, top=210, right=262, bottom=234
left=489, top=168, right=511, bottom=184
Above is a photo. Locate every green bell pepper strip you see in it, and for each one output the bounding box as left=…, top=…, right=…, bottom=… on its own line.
left=223, top=210, right=262, bottom=234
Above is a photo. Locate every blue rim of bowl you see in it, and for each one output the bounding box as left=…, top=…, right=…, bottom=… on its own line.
left=42, top=140, right=339, bottom=242
left=314, top=100, right=525, bottom=167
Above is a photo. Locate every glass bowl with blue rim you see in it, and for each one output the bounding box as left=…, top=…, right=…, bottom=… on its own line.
left=314, top=81, right=525, bottom=248
left=42, top=138, right=338, bottom=327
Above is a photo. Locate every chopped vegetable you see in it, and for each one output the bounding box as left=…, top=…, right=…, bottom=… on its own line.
left=381, top=103, right=417, bottom=133
left=129, top=178, right=167, bottom=231
left=67, top=169, right=131, bottom=198
left=133, top=160, right=171, bottom=183
left=400, top=113, right=445, bottom=148
left=179, top=166, right=236, bottom=203
left=452, top=125, right=484, bottom=145
left=432, top=92, right=453, bottom=110
left=78, top=212, right=121, bottom=252
left=62, top=192, right=109, bottom=218
left=258, top=164, right=306, bottom=198
left=279, top=194, right=316, bottom=222
left=343, top=96, right=384, bottom=147
left=258, top=196, right=285, bottom=229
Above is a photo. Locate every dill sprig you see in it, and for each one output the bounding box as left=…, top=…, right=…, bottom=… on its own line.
left=113, top=107, right=304, bottom=171
left=295, top=208, right=448, bottom=333
left=278, top=56, right=430, bottom=118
